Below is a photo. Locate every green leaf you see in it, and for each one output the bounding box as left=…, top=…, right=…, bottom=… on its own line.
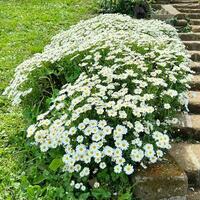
left=49, top=148, right=63, bottom=158
left=97, top=169, right=110, bottom=182
left=27, top=185, right=41, bottom=198
left=79, top=192, right=90, bottom=200
left=33, top=175, right=46, bottom=184
left=111, top=172, right=119, bottom=182
left=55, top=187, right=65, bottom=198
left=20, top=176, right=30, bottom=189
left=92, top=188, right=111, bottom=199
left=118, top=192, right=132, bottom=200
left=119, top=174, right=129, bottom=184
left=49, top=158, right=63, bottom=172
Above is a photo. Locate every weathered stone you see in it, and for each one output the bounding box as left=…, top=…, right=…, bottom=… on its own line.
left=188, top=91, right=200, bottom=113
left=178, top=8, right=200, bottom=13
left=192, top=25, right=200, bottom=33
left=190, top=19, right=200, bottom=25
left=170, top=0, right=198, bottom=3
left=177, top=114, right=200, bottom=140
left=174, top=4, right=200, bottom=9
left=184, top=41, right=200, bottom=51
left=161, top=197, right=186, bottom=200
left=170, top=143, right=200, bottom=187
left=188, top=14, right=200, bottom=20
left=133, top=155, right=188, bottom=200
left=177, top=13, right=187, bottom=19
left=183, top=13, right=200, bottom=19
left=162, top=5, right=181, bottom=15
left=190, top=62, right=200, bottom=73
left=156, top=0, right=194, bottom=4
left=187, top=189, right=200, bottom=200
left=190, top=51, right=200, bottom=62
left=179, top=33, right=200, bottom=41
left=175, top=19, right=188, bottom=26
left=190, top=75, right=200, bottom=90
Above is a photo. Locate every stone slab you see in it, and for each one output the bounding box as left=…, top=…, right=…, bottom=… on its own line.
left=187, top=189, right=200, bottom=200
left=161, top=5, right=181, bottom=15
left=169, top=143, right=200, bottom=187
left=176, top=19, right=188, bottom=26
left=174, top=4, right=200, bottom=9
left=161, top=197, right=186, bottom=200
left=191, top=75, right=200, bottom=90
left=172, top=0, right=198, bottom=3
left=180, top=13, right=200, bottom=19
left=191, top=19, right=200, bottom=26
left=192, top=25, right=200, bottom=33
left=184, top=41, right=200, bottom=51
left=133, top=155, right=188, bottom=200
left=179, top=114, right=200, bottom=130
left=190, top=51, right=200, bottom=62
left=179, top=33, right=200, bottom=41
left=178, top=8, right=200, bottom=13
left=177, top=114, right=200, bottom=140
left=190, top=62, right=200, bottom=73
left=188, top=91, right=200, bottom=114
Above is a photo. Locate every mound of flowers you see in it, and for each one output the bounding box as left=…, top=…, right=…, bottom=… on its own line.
left=4, top=14, right=191, bottom=196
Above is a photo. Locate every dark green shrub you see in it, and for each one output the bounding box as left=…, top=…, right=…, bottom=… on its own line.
left=99, top=0, right=153, bottom=18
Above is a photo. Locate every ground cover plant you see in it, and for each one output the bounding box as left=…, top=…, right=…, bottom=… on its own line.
left=4, top=12, right=192, bottom=199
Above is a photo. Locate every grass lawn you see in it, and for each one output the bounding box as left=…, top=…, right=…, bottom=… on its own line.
left=0, top=0, right=97, bottom=198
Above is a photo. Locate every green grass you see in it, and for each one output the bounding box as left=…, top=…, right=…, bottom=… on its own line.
left=0, top=0, right=97, bottom=198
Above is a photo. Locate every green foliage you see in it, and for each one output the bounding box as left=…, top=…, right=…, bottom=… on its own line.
left=21, top=55, right=83, bottom=117
left=99, top=0, right=152, bottom=18
left=1, top=136, right=77, bottom=199
left=49, top=158, right=64, bottom=172
left=92, top=188, right=112, bottom=199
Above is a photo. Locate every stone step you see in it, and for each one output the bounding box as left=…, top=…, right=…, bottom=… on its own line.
left=179, top=33, right=200, bottom=41
left=134, top=155, right=188, bottom=200
left=190, top=51, right=200, bottom=62
left=190, top=74, right=200, bottom=90
left=176, top=19, right=188, bottom=26
left=178, top=8, right=200, bottom=13
left=185, top=13, right=200, bottom=19
left=169, top=143, right=200, bottom=187
left=157, top=0, right=199, bottom=3
left=171, top=0, right=199, bottom=3
left=192, top=25, right=200, bottom=33
left=177, top=13, right=200, bottom=19
left=190, top=62, right=200, bottom=73
left=178, top=114, right=200, bottom=140
left=187, top=189, right=200, bottom=200
left=184, top=41, right=200, bottom=50
left=177, top=13, right=187, bottom=19
left=174, top=4, right=200, bottom=9
left=191, top=19, right=200, bottom=25
left=191, top=74, right=200, bottom=88
left=188, top=91, right=200, bottom=114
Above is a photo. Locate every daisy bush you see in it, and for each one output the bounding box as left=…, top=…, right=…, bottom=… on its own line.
left=4, top=14, right=191, bottom=198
